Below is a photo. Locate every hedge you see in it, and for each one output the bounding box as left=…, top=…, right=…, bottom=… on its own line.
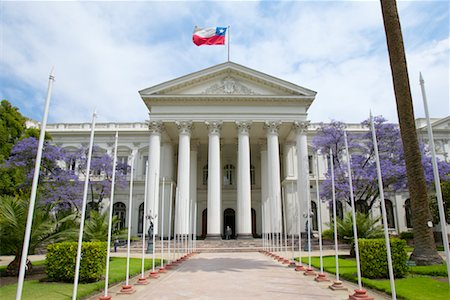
left=46, top=241, right=107, bottom=283
left=359, top=238, right=408, bottom=279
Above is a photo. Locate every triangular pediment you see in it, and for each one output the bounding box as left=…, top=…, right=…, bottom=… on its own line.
left=139, top=62, right=316, bottom=98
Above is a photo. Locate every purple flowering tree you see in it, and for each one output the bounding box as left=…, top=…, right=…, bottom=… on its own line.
left=313, top=117, right=450, bottom=213
left=6, top=137, right=128, bottom=211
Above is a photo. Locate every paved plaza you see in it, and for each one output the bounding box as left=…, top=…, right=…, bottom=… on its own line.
left=90, top=252, right=389, bottom=300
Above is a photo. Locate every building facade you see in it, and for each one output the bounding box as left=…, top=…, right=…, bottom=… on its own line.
left=46, top=62, right=450, bottom=238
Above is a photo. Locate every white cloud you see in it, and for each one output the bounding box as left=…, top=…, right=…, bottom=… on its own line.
left=1, top=0, right=448, bottom=124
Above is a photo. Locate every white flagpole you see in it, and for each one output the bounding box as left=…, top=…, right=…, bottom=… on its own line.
left=160, top=177, right=166, bottom=271
left=295, top=189, right=304, bottom=270
left=167, top=182, right=174, bottom=265
left=291, top=182, right=295, bottom=261
left=306, top=178, right=312, bottom=269
left=124, top=154, right=135, bottom=288
left=282, top=187, right=288, bottom=259
left=139, top=161, right=149, bottom=282
left=151, top=174, right=158, bottom=276
left=103, top=131, right=119, bottom=297
left=194, top=200, right=197, bottom=252
left=344, top=131, right=364, bottom=292
left=330, top=150, right=339, bottom=279
left=370, top=112, right=397, bottom=299
left=227, top=25, right=230, bottom=62
left=174, top=188, right=179, bottom=260
left=72, top=111, right=97, bottom=300
left=315, top=152, right=324, bottom=275
left=420, top=73, right=450, bottom=285
left=16, top=69, right=55, bottom=300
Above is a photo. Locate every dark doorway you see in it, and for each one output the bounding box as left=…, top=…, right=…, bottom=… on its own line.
left=223, top=208, right=235, bottom=239
left=251, top=208, right=257, bottom=237
left=202, top=209, right=207, bottom=238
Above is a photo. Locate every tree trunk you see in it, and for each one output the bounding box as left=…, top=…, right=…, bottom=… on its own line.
left=380, top=0, right=442, bottom=265
left=6, top=255, right=32, bottom=277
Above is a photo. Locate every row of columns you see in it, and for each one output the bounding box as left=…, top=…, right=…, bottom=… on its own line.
left=146, top=119, right=310, bottom=238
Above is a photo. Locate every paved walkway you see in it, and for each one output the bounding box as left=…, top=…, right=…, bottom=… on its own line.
left=91, top=252, right=389, bottom=300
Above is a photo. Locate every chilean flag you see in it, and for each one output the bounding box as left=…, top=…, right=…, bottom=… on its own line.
left=192, top=27, right=227, bottom=46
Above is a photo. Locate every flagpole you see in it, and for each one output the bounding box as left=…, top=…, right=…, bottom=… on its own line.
left=370, top=112, right=397, bottom=299
left=167, top=182, right=173, bottom=266
left=315, top=151, right=329, bottom=281
left=419, top=73, right=450, bottom=285
left=102, top=131, right=119, bottom=299
left=122, top=153, right=135, bottom=291
left=16, top=68, right=55, bottom=300
left=227, top=25, right=230, bottom=62
left=160, top=177, right=166, bottom=272
left=72, top=110, right=97, bottom=300
left=137, top=160, right=149, bottom=284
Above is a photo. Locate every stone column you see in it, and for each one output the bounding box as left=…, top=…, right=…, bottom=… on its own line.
left=147, top=121, right=163, bottom=234
left=176, top=121, right=192, bottom=235
left=190, top=140, right=199, bottom=239
left=236, top=121, right=253, bottom=239
left=160, top=142, right=174, bottom=238
left=265, top=121, right=282, bottom=234
left=206, top=121, right=222, bottom=239
left=259, top=139, right=269, bottom=233
left=294, top=121, right=310, bottom=233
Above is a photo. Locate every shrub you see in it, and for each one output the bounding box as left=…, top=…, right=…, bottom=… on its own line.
left=46, top=241, right=107, bottom=283
left=399, top=231, right=413, bottom=240
left=322, top=228, right=334, bottom=240
left=359, top=238, right=408, bottom=279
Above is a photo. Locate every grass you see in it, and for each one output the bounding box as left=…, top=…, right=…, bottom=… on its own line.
left=298, top=256, right=450, bottom=300
left=0, top=257, right=161, bottom=300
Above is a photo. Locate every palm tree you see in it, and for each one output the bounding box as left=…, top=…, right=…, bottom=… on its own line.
left=0, top=195, right=74, bottom=275
left=380, top=0, right=442, bottom=264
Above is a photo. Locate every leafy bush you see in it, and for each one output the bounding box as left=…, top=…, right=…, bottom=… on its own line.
left=322, top=228, right=334, bottom=240
left=359, top=238, right=408, bottom=279
left=399, top=231, right=413, bottom=240
left=46, top=241, right=107, bottom=283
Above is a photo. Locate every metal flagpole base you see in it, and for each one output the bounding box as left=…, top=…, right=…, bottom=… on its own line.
left=304, top=267, right=317, bottom=276
left=136, top=277, right=149, bottom=285
left=148, top=271, right=160, bottom=279
left=315, top=273, right=331, bottom=282
left=277, top=256, right=284, bottom=262
left=99, top=295, right=112, bottom=300
left=165, top=262, right=173, bottom=269
left=158, top=267, right=167, bottom=273
left=119, top=285, right=135, bottom=294
left=348, top=289, right=374, bottom=300
left=295, top=264, right=306, bottom=271
left=329, top=280, right=348, bottom=291
left=282, top=258, right=290, bottom=264
left=288, top=261, right=297, bottom=267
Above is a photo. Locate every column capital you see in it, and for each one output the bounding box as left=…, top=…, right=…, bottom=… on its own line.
left=148, top=121, right=164, bottom=135
left=236, top=121, right=252, bottom=135
left=176, top=121, right=193, bottom=136
left=264, top=121, right=282, bottom=135
left=293, top=121, right=310, bottom=134
left=206, top=120, right=223, bottom=135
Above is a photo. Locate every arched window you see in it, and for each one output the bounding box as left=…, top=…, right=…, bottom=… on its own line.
left=311, top=201, right=318, bottom=231
left=330, top=201, right=344, bottom=220
left=356, top=200, right=369, bottom=214
left=405, top=199, right=412, bottom=228
left=202, top=164, right=208, bottom=185
left=250, top=164, right=256, bottom=186
left=223, top=164, right=235, bottom=186
left=382, top=199, right=396, bottom=229
left=138, top=203, right=144, bottom=234
left=113, top=202, right=126, bottom=230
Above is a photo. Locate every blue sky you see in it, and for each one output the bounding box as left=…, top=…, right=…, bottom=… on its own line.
left=1, top=0, right=449, bottom=124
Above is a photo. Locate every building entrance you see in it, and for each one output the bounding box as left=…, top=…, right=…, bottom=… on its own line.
left=223, top=208, right=235, bottom=239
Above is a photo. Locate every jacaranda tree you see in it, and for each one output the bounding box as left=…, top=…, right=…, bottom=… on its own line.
left=313, top=116, right=450, bottom=213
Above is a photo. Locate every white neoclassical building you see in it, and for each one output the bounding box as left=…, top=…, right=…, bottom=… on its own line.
left=46, top=62, right=450, bottom=239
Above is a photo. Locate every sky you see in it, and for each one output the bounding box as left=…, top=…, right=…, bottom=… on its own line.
left=1, top=0, right=449, bottom=125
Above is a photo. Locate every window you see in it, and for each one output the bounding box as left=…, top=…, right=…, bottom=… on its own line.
left=67, top=158, right=76, bottom=171
left=250, top=164, right=256, bottom=185
left=311, top=201, right=318, bottom=231
left=384, top=199, right=396, bottom=229
left=223, top=164, right=235, bottom=186
left=330, top=200, right=344, bottom=220
left=405, top=199, right=412, bottom=228
left=308, top=155, right=314, bottom=174
left=202, top=164, right=208, bottom=185
left=117, top=156, right=128, bottom=175
left=113, top=202, right=126, bottom=230
left=138, top=203, right=144, bottom=234
left=356, top=200, right=369, bottom=214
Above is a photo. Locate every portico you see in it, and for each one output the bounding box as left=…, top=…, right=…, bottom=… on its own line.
left=139, top=62, right=316, bottom=239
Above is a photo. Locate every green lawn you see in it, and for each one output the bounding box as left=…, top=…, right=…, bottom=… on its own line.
left=0, top=257, right=161, bottom=300
left=298, top=256, right=450, bottom=300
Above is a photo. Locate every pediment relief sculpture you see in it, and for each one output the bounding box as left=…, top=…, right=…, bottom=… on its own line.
left=202, top=76, right=259, bottom=95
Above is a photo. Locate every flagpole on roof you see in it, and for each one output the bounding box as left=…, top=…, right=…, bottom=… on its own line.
left=227, top=26, right=230, bottom=62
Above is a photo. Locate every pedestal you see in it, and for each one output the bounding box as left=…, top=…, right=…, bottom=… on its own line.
left=348, top=289, right=374, bottom=300
left=149, top=271, right=160, bottom=279
left=295, top=264, right=306, bottom=271
left=304, top=267, right=316, bottom=276
left=119, top=285, right=135, bottom=294
left=329, top=280, right=348, bottom=291
left=99, top=295, right=112, bottom=300
left=136, top=277, right=149, bottom=285
left=315, top=273, right=331, bottom=282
